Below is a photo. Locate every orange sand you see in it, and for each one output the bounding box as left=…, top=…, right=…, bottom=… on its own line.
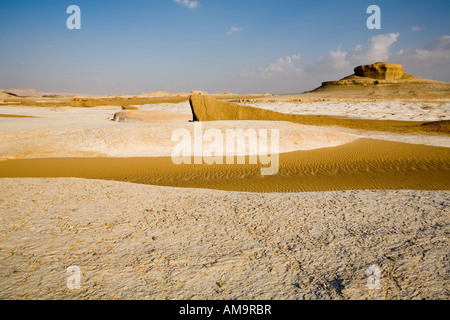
left=1, top=139, right=449, bottom=192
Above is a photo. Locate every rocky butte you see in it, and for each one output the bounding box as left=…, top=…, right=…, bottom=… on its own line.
left=304, top=61, right=450, bottom=99
left=354, top=62, right=404, bottom=80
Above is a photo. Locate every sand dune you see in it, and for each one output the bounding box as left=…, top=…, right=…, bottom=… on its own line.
left=1, top=139, right=449, bottom=192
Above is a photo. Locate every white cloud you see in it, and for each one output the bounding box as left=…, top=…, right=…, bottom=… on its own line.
left=393, top=35, right=450, bottom=80
left=423, top=35, right=450, bottom=51
left=238, top=33, right=400, bottom=92
left=304, top=33, right=450, bottom=82
left=396, top=35, right=450, bottom=68
left=354, top=33, right=399, bottom=63
left=240, top=54, right=302, bottom=79
left=239, top=33, right=399, bottom=85
left=236, top=33, right=450, bottom=93
left=226, top=27, right=244, bottom=35
left=306, top=33, right=400, bottom=76
left=173, top=0, right=201, bottom=9
left=412, top=26, right=421, bottom=32
left=394, top=35, right=450, bottom=62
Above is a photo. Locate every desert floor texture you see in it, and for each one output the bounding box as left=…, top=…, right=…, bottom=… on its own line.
left=0, top=86, right=449, bottom=299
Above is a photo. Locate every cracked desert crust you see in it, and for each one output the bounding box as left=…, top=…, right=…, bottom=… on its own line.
left=0, top=178, right=449, bottom=300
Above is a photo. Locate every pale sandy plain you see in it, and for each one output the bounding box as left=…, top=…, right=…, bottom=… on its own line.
left=0, top=89, right=449, bottom=299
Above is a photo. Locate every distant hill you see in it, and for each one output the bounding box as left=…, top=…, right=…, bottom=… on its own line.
left=0, top=88, right=74, bottom=98
left=305, top=62, right=450, bottom=99
left=0, top=92, right=15, bottom=99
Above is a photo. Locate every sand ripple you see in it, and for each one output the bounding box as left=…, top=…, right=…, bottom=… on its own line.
left=1, top=139, right=449, bottom=192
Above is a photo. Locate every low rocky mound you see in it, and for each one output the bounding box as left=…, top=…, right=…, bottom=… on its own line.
left=307, top=62, right=450, bottom=99
left=320, top=62, right=440, bottom=86
left=2, top=88, right=44, bottom=97
left=1, top=88, right=73, bottom=98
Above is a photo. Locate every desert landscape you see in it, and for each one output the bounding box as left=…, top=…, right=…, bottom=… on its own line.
left=0, top=61, right=449, bottom=299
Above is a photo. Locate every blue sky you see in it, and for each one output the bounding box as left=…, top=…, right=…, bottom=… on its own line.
left=0, top=0, right=449, bottom=95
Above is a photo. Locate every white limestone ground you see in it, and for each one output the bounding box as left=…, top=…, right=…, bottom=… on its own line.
left=0, top=101, right=448, bottom=300
left=0, top=101, right=449, bottom=161
left=243, top=101, right=450, bottom=122
left=0, top=104, right=359, bottom=159
left=0, top=178, right=448, bottom=300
